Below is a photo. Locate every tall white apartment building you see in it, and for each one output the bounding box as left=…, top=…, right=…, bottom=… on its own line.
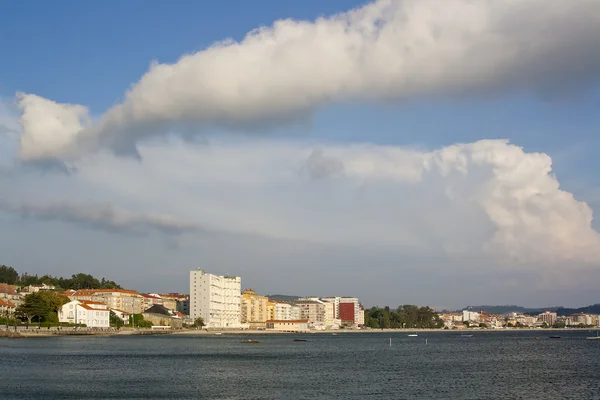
left=274, top=302, right=304, bottom=322
left=290, top=305, right=301, bottom=320
left=190, top=269, right=242, bottom=328
left=274, top=302, right=291, bottom=320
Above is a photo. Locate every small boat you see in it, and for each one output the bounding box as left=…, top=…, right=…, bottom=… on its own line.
left=242, top=339, right=260, bottom=344
left=408, top=334, right=418, bottom=337
left=214, top=332, right=222, bottom=335
left=332, top=333, right=338, bottom=336
left=586, top=332, right=600, bottom=340
left=549, top=336, right=562, bottom=339
left=293, top=339, right=308, bottom=342
left=461, top=334, right=473, bottom=338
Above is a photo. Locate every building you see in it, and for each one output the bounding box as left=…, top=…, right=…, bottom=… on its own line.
left=266, top=320, right=309, bottom=331
left=109, top=308, right=131, bottom=324
left=0, top=298, right=16, bottom=316
left=240, top=289, right=269, bottom=328
left=462, top=310, right=480, bottom=322
left=141, top=293, right=163, bottom=310
left=159, top=293, right=189, bottom=312
left=274, top=301, right=292, bottom=320
left=537, top=311, right=557, bottom=326
left=20, top=283, right=56, bottom=294
left=142, top=304, right=183, bottom=328
left=67, top=289, right=144, bottom=314
left=290, top=305, right=301, bottom=320
left=266, top=300, right=276, bottom=321
left=0, top=283, right=22, bottom=306
left=322, top=296, right=363, bottom=327
left=295, top=299, right=326, bottom=328
left=189, top=269, right=241, bottom=328
left=176, top=298, right=190, bottom=316
left=58, top=300, right=110, bottom=328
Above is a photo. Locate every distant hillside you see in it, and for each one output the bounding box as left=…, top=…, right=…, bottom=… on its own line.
left=460, top=304, right=600, bottom=316
left=463, top=305, right=550, bottom=314
left=267, top=294, right=300, bottom=302
left=553, top=304, right=600, bottom=316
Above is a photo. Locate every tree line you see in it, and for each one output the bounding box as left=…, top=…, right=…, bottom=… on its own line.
left=363, top=305, right=444, bottom=329
left=0, top=264, right=121, bottom=290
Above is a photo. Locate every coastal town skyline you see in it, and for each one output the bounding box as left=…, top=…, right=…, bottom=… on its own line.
left=2, top=0, right=600, bottom=309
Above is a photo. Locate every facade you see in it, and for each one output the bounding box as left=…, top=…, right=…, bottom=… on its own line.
left=290, top=305, right=301, bottom=320
left=322, top=296, right=363, bottom=326
left=21, top=283, right=56, bottom=294
left=0, top=283, right=22, bottom=306
left=538, top=311, right=557, bottom=326
left=176, top=298, right=190, bottom=316
left=159, top=293, right=189, bottom=312
left=462, top=310, right=480, bottom=322
left=240, top=289, right=269, bottom=328
left=58, top=300, right=110, bottom=328
left=266, top=320, right=309, bottom=331
left=67, top=289, right=144, bottom=314
left=141, top=293, right=163, bottom=310
left=189, top=269, right=242, bottom=328
left=0, top=298, right=16, bottom=316
left=295, top=299, right=326, bottom=327
left=142, top=304, right=183, bottom=328
left=109, top=308, right=131, bottom=324
left=267, top=301, right=276, bottom=321
left=274, top=302, right=292, bottom=320
left=339, top=302, right=355, bottom=324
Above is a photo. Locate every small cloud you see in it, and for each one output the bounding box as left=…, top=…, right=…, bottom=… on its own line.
left=303, top=149, right=344, bottom=180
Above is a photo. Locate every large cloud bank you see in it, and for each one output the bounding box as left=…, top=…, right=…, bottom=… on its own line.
left=16, top=0, right=600, bottom=161
left=3, top=139, right=599, bottom=266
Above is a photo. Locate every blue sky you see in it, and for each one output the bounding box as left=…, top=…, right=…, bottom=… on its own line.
left=1, top=0, right=600, bottom=308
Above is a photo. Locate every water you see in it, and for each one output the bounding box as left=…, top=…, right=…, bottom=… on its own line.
left=1, top=330, right=599, bottom=399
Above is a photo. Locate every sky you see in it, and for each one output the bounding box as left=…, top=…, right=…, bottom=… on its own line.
left=1, top=0, right=600, bottom=309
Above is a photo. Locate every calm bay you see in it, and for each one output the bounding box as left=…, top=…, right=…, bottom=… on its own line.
left=1, top=330, right=599, bottom=399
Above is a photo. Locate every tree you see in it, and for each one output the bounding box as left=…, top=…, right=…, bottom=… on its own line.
left=0, top=265, right=19, bottom=284
left=110, top=311, right=123, bottom=328
left=16, top=291, right=67, bottom=324
left=193, top=317, right=205, bottom=329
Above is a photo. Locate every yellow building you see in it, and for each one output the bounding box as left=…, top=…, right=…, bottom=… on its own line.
left=240, top=289, right=269, bottom=328
left=267, top=301, right=276, bottom=321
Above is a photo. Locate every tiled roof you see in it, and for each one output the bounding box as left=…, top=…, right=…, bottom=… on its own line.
left=158, top=293, right=188, bottom=299
left=80, top=300, right=106, bottom=305
left=0, top=283, right=17, bottom=295
left=78, top=304, right=108, bottom=311
left=109, top=308, right=130, bottom=314
left=70, top=289, right=140, bottom=296
left=0, top=298, right=16, bottom=307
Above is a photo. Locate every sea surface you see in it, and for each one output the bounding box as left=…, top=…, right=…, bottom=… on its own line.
left=1, top=330, right=599, bottom=399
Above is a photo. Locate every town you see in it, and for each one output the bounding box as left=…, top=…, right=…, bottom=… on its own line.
left=1, top=267, right=600, bottom=333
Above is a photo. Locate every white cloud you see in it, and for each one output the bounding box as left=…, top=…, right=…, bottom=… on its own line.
left=15, top=0, right=600, bottom=161
left=3, top=138, right=599, bottom=266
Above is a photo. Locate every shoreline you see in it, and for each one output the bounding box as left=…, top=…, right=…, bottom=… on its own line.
left=2, top=327, right=598, bottom=339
